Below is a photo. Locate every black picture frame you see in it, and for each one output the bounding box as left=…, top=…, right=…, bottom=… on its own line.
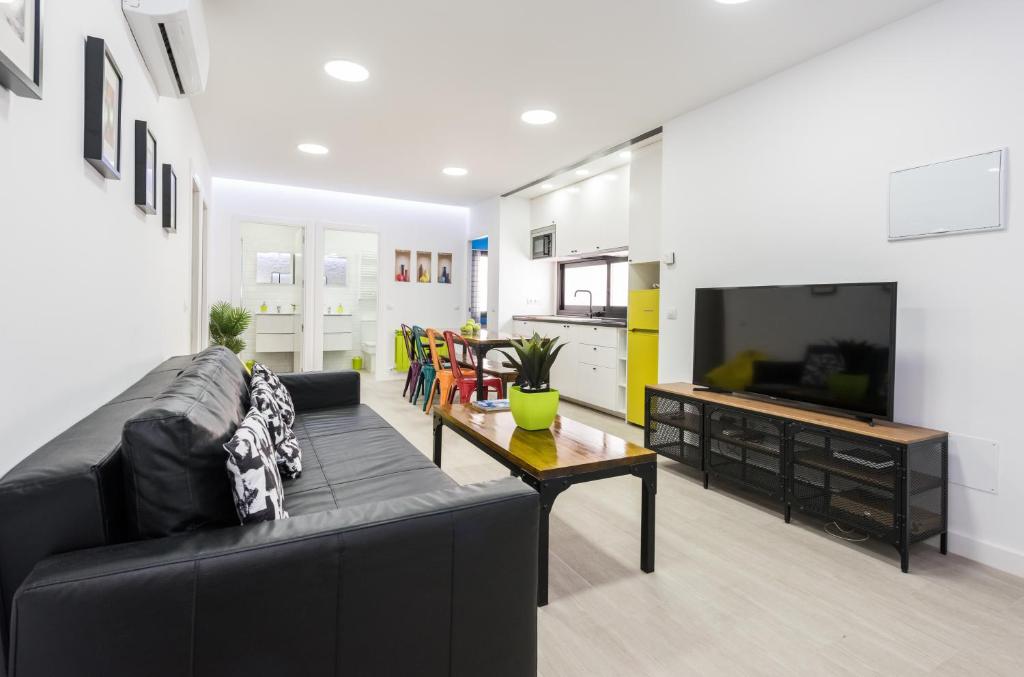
left=83, top=37, right=122, bottom=179
left=134, top=121, right=158, bottom=214
left=0, top=0, right=43, bottom=99
left=162, top=164, right=177, bottom=232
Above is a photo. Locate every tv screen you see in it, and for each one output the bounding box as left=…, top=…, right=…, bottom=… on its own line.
left=693, top=283, right=897, bottom=420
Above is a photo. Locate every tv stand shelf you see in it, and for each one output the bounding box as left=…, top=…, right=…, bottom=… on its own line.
left=645, top=383, right=948, bottom=573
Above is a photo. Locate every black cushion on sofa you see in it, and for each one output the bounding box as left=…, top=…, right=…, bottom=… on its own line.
left=121, top=347, right=250, bottom=538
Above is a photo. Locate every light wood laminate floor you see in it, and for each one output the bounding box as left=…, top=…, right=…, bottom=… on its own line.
left=363, top=378, right=1024, bottom=676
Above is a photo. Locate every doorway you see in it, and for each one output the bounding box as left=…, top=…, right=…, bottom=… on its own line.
left=469, top=236, right=488, bottom=327
left=314, top=227, right=380, bottom=375
left=189, top=179, right=208, bottom=352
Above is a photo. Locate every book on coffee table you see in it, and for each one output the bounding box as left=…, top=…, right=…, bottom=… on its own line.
left=471, top=399, right=510, bottom=412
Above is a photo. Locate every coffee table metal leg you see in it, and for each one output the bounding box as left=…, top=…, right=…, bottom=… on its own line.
left=536, top=480, right=568, bottom=607
left=634, top=463, right=657, bottom=573
left=475, top=344, right=488, bottom=401
left=432, top=414, right=443, bottom=467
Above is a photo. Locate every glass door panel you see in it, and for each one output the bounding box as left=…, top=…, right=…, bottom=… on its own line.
left=240, top=222, right=304, bottom=373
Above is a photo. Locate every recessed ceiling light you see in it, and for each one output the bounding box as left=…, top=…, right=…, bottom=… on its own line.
left=603, top=173, right=619, bottom=181
left=988, top=167, right=1001, bottom=173
left=297, top=143, right=329, bottom=155
left=443, top=167, right=468, bottom=177
left=575, top=169, right=590, bottom=176
left=324, top=60, right=370, bottom=82
left=541, top=183, right=554, bottom=189
left=521, top=109, right=557, bottom=125
left=619, top=151, right=632, bottom=160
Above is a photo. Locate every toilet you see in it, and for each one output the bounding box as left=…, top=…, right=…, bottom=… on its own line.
left=361, top=340, right=376, bottom=372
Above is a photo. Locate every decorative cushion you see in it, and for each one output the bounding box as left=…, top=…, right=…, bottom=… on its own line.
left=250, top=380, right=303, bottom=479
left=252, top=363, right=295, bottom=427
left=121, top=346, right=250, bottom=538
left=223, top=408, right=288, bottom=524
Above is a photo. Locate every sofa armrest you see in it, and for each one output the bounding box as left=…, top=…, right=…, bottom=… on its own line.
left=10, top=479, right=538, bottom=677
left=278, top=369, right=360, bottom=410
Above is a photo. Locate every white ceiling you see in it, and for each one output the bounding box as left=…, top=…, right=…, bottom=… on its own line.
left=193, top=0, right=938, bottom=207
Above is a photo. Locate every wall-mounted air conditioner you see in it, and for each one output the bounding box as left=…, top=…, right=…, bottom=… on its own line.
left=122, top=0, right=210, bottom=98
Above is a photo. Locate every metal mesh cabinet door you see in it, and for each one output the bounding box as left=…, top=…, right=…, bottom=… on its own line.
left=706, top=407, right=786, bottom=500
left=646, top=392, right=703, bottom=470
left=790, top=426, right=901, bottom=543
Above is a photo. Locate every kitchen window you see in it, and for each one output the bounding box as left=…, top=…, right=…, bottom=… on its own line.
left=558, top=256, right=628, bottom=317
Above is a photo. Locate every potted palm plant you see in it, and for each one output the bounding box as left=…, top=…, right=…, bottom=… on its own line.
left=500, top=333, right=566, bottom=431
left=209, top=301, right=253, bottom=355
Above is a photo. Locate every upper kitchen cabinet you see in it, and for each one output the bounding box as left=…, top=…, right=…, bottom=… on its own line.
left=628, top=142, right=662, bottom=264
left=533, top=166, right=630, bottom=258
left=578, top=165, right=630, bottom=254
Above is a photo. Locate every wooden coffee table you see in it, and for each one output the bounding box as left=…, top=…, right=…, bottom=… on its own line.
left=432, top=404, right=657, bottom=606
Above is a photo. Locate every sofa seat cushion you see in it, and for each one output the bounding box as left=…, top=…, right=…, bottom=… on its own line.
left=121, top=347, right=250, bottom=538
left=282, top=404, right=455, bottom=516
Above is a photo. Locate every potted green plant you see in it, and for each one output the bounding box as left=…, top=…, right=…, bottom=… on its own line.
left=500, top=333, right=566, bottom=431
left=827, top=339, right=874, bottom=403
left=209, top=301, right=253, bottom=355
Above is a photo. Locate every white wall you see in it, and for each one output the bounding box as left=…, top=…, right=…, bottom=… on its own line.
left=0, top=1, right=211, bottom=473
left=209, top=178, right=469, bottom=380
left=498, top=196, right=555, bottom=332
left=660, top=0, right=1024, bottom=574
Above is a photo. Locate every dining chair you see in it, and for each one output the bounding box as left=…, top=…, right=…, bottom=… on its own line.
left=423, top=328, right=455, bottom=413
left=400, top=325, right=419, bottom=399
left=410, top=326, right=435, bottom=405
left=443, top=330, right=504, bottom=403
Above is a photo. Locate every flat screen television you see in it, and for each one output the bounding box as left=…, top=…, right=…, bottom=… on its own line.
left=693, top=283, right=897, bottom=421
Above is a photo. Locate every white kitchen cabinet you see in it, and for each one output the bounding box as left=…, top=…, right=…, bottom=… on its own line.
left=533, top=168, right=628, bottom=258
left=578, top=165, right=630, bottom=254
left=547, top=323, right=579, bottom=398
left=575, top=362, right=618, bottom=411
left=628, top=142, right=662, bottom=264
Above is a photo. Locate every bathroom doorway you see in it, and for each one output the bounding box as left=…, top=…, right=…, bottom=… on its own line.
left=314, top=227, right=380, bottom=375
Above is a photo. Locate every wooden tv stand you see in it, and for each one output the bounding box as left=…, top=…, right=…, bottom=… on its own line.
left=644, top=383, right=948, bottom=572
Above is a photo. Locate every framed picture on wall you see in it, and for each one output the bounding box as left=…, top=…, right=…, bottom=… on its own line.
left=83, top=37, right=123, bottom=179
left=162, top=164, right=177, bottom=232
left=134, top=121, right=158, bottom=214
left=0, top=0, right=42, bottom=99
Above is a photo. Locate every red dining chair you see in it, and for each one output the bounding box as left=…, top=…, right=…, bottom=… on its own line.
left=443, top=330, right=504, bottom=403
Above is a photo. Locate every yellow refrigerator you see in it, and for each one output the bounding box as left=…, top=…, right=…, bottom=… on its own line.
left=627, top=289, right=659, bottom=425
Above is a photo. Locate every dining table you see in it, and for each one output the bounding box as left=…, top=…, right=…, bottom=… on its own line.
left=456, top=330, right=523, bottom=401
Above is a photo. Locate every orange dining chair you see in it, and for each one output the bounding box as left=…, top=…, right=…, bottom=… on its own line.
left=423, top=328, right=455, bottom=413
left=443, top=330, right=504, bottom=403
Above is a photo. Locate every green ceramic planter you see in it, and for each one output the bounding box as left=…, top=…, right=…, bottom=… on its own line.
left=509, top=386, right=560, bottom=431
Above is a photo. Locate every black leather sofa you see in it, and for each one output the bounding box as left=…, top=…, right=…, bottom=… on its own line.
left=0, top=348, right=538, bottom=677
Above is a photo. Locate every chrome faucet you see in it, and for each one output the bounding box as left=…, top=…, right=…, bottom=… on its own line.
left=574, top=289, right=593, bottom=318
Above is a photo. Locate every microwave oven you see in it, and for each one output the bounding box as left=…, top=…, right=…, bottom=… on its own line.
left=531, top=226, right=555, bottom=259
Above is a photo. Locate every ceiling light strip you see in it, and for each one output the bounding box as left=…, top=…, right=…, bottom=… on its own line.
left=500, top=126, right=663, bottom=198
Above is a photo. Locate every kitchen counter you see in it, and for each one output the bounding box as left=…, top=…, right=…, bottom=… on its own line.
left=512, top=314, right=626, bottom=328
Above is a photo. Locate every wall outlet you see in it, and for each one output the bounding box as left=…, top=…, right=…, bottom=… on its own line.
left=666, top=307, right=678, bottom=320
left=662, top=252, right=676, bottom=266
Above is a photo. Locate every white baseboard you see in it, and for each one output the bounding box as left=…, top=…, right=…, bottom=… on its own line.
left=947, top=530, right=1024, bottom=578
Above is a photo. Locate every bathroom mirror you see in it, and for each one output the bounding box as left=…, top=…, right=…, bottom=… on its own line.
left=889, top=149, right=1007, bottom=241
left=324, top=255, right=348, bottom=287
left=256, top=252, right=294, bottom=284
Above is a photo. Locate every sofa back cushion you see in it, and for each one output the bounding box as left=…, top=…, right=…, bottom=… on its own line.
left=121, top=347, right=250, bottom=538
